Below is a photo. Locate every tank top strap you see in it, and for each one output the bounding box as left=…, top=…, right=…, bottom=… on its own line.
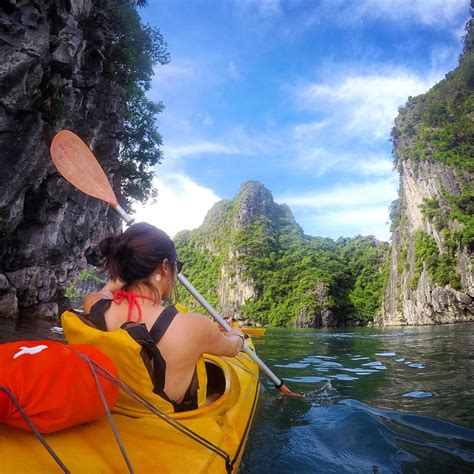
left=149, top=305, right=179, bottom=344
left=87, top=299, right=113, bottom=331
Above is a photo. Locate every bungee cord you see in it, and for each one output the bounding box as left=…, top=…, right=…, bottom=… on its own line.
left=0, top=385, right=71, bottom=474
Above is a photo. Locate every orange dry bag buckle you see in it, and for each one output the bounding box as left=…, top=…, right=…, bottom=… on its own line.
left=0, top=340, right=119, bottom=433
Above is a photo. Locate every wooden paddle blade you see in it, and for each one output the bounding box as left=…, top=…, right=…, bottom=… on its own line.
left=50, top=130, right=118, bottom=208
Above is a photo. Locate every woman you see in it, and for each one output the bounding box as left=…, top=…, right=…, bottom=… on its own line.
left=79, top=222, right=244, bottom=412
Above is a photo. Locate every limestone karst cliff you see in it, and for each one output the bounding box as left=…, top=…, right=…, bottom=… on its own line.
left=175, top=181, right=389, bottom=328
left=378, top=17, right=474, bottom=325
left=0, top=1, right=125, bottom=319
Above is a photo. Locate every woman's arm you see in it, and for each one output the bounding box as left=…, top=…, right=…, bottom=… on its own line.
left=187, top=314, right=245, bottom=357
left=83, top=279, right=124, bottom=313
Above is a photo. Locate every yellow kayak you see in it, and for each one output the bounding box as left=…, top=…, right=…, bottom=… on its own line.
left=0, top=340, right=260, bottom=473
left=232, top=321, right=266, bottom=336
left=242, top=327, right=266, bottom=336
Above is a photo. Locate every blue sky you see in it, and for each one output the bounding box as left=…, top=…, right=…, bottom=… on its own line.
left=133, top=0, right=471, bottom=241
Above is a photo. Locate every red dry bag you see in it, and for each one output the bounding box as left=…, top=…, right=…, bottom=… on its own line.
left=0, top=340, right=119, bottom=433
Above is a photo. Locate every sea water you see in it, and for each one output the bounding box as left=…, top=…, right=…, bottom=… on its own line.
left=1, top=319, right=473, bottom=472
left=241, top=324, right=474, bottom=473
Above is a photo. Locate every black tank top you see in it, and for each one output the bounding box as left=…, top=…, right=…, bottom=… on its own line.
left=87, top=299, right=199, bottom=412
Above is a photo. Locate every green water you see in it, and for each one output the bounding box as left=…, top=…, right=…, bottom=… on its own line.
left=1, top=319, right=473, bottom=472
left=241, top=324, right=474, bottom=473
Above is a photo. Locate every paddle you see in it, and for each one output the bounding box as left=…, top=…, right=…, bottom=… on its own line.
left=50, top=130, right=304, bottom=398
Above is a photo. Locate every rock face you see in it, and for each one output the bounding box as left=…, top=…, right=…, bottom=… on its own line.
left=378, top=23, right=474, bottom=326
left=294, top=282, right=336, bottom=328
left=213, top=181, right=305, bottom=321
left=380, top=159, right=473, bottom=326
left=0, top=1, right=123, bottom=319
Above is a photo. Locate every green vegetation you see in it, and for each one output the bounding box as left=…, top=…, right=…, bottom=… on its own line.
left=397, top=245, right=408, bottom=274
left=410, top=231, right=461, bottom=290
left=65, top=266, right=106, bottom=305
left=174, top=183, right=390, bottom=327
left=420, top=197, right=449, bottom=231
left=337, top=236, right=390, bottom=324
left=104, top=0, right=170, bottom=209
left=394, top=20, right=474, bottom=174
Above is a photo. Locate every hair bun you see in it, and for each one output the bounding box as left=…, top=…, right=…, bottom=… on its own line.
left=99, top=233, right=123, bottom=259
left=99, top=223, right=177, bottom=284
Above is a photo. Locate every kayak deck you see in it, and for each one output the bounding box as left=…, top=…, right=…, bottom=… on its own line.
left=0, top=350, right=260, bottom=473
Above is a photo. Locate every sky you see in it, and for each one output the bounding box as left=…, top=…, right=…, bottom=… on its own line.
left=133, top=0, right=471, bottom=241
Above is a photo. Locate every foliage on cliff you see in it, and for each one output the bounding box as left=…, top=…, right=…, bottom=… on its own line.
left=391, top=13, right=473, bottom=256
left=386, top=11, right=474, bottom=306
left=392, top=16, right=473, bottom=173
left=174, top=182, right=389, bottom=327
left=104, top=0, right=170, bottom=209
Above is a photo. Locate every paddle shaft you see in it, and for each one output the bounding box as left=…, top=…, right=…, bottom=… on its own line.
left=115, top=205, right=134, bottom=226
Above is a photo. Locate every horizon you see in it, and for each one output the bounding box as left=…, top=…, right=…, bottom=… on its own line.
left=132, top=0, right=471, bottom=241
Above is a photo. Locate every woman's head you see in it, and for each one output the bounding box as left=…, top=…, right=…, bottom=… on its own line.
left=100, top=223, right=179, bottom=299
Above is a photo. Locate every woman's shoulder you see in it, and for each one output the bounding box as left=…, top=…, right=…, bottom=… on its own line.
left=83, top=292, right=113, bottom=314
left=173, top=311, right=220, bottom=334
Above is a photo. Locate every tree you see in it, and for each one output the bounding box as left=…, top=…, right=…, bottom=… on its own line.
left=105, top=0, right=170, bottom=209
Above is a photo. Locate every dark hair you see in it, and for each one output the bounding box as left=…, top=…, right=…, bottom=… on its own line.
left=100, top=222, right=177, bottom=284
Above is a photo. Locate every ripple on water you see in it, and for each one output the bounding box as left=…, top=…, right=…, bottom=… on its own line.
left=302, top=356, right=343, bottom=368
left=283, top=376, right=328, bottom=383
left=407, top=363, right=426, bottom=369
left=402, top=391, right=433, bottom=398
left=329, top=374, right=359, bottom=381
left=341, top=367, right=378, bottom=375
left=375, top=352, right=396, bottom=357
left=362, top=361, right=387, bottom=370
left=275, top=362, right=310, bottom=369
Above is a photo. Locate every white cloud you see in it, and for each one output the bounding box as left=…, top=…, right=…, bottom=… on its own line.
left=299, top=0, right=470, bottom=31
left=276, top=176, right=398, bottom=240
left=153, top=62, right=194, bottom=84
left=300, top=206, right=392, bottom=240
left=164, top=141, right=240, bottom=160
left=287, top=137, right=396, bottom=177
left=295, top=68, right=440, bottom=141
left=280, top=178, right=398, bottom=209
left=357, top=157, right=394, bottom=176
left=227, top=61, right=240, bottom=80
left=346, top=0, right=469, bottom=28
left=235, top=0, right=283, bottom=18
left=292, top=120, right=331, bottom=139
left=196, top=113, right=214, bottom=127
left=132, top=173, right=221, bottom=238
left=429, top=44, right=461, bottom=72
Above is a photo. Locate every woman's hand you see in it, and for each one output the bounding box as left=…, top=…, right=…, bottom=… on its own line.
left=227, top=326, right=244, bottom=336
left=225, top=326, right=245, bottom=354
